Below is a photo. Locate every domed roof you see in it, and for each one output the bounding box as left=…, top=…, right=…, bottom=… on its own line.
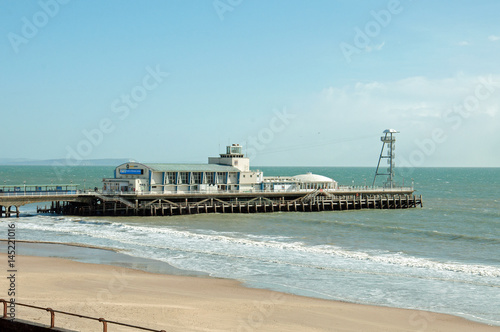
left=292, top=172, right=335, bottom=183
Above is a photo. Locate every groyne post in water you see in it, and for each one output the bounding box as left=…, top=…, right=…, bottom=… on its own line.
left=0, top=205, right=20, bottom=218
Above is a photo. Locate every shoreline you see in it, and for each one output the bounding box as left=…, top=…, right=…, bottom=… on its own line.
left=0, top=239, right=207, bottom=277
left=0, top=243, right=499, bottom=331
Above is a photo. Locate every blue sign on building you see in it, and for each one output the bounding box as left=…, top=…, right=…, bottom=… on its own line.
left=120, top=169, right=144, bottom=175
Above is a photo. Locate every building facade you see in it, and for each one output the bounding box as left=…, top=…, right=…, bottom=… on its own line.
left=102, top=144, right=337, bottom=194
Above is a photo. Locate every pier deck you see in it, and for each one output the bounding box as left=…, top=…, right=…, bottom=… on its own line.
left=1, top=187, right=422, bottom=217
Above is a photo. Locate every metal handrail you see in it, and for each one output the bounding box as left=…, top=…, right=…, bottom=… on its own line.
left=98, top=186, right=414, bottom=196
left=0, top=191, right=78, bottom=197
left=0, top=299, right=166, bottom=332
left=0, top=187, right=415, bottom=199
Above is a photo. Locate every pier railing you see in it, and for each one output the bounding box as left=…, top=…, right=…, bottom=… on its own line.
left=0, top=186, right=414, bottom=198
left=0, top=299, right=165, bottom=332
left=97, top=186, right=415, bottom=196
left=0, top=191, right=78, bottom=197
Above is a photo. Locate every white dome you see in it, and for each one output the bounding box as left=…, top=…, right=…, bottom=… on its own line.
left=293, top=172, right=335, bottom=183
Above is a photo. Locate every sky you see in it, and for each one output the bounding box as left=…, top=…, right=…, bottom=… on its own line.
left=1, top=0, right=500, bottom=167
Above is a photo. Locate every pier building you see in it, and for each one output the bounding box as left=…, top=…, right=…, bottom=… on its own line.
left=102, top=144, right=337, bottom=194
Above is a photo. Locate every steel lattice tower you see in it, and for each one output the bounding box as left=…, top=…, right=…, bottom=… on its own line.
left=372, top=129, right=398, bottom=188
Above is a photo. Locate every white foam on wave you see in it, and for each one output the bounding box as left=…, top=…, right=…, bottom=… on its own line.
left=115, top=223, right=500, bottom=278
left=11, top=216, right=500, bottom=279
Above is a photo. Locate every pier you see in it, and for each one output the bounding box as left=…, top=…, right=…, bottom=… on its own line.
left=72, top=189, right=422, bottom=216
left=1, top=135, right=424, bottom=218
left=0, top=184, right=84, bottom=218
left=1, top=187, right=422, bottom=218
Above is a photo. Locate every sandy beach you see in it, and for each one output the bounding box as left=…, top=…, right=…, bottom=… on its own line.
left=1, top=252, right=498, bottom=332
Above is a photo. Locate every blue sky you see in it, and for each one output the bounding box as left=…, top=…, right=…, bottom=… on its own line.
left=1, top=0, right=499, bottom=167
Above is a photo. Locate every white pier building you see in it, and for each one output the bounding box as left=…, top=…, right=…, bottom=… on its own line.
left=102, top=144, right=337, bottom=194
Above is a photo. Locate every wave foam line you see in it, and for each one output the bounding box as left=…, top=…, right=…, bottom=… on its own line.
left=12, top=218, right=500, bottom=278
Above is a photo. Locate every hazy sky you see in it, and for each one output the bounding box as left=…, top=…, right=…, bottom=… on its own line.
left=1, top=0, right=499, bottom=167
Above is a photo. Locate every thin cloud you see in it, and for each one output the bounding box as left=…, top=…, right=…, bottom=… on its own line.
left=457, top=41, right=470, bottom=46
left=313, top=74, right=500, bottom=138
left=303, top=75, right=500, bottom=166
left=488, top=35, right=500, bottom=41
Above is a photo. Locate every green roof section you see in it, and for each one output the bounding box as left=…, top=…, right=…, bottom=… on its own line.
left=143, top=163, right=240, bottom=172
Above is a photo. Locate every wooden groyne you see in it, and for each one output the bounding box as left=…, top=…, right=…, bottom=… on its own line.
left=35, top=190, right=422, bottom=217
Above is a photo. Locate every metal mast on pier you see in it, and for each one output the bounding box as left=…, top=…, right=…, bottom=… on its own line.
left=373, top=129, right=398, bottom=188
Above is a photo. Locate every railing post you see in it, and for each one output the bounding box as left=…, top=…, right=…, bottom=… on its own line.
left=99, top=318, right=108, bottom=332
left=46, top=308, right=55, bottom=328
left=0, top=299, right=7, bottom=318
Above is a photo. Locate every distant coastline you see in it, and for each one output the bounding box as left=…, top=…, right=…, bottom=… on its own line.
left=0, top=158, right=135, bottom=166
left=1, top=160, right=498, bottom=168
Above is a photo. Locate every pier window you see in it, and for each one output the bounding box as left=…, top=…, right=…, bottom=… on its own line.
left=192, top=172, right=202, bottom=184
left=166, top=172, right=176, bottom=184
left=179, top=172, right=189, bottom=184
left=206, top=172, right=215, bottom=184
left=216, top=172, right=226, bottom=184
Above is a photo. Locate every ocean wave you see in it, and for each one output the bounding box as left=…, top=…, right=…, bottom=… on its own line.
left=6, top=216, right=500, bottom=277
left=328, top=220, right=500, bottom=245
left=118, top=224, right=500, bottom=277
left=9, top=217, right=500, bottom=278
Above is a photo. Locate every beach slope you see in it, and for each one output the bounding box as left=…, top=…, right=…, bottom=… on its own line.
left=1, top=254, right=498, bottom=332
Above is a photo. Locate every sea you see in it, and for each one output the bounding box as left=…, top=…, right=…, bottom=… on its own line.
left=1, top=165, right=499, bottom=326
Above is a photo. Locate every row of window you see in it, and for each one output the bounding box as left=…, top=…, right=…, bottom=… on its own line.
left=300, top=183, right=334, bottom=189
left=163, top=172, right=236, bottom=185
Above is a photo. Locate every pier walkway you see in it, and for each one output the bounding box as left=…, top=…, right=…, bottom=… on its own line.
left=0, top=185, right=422, bottom=218
left=0, top=184, right=83, bottom=217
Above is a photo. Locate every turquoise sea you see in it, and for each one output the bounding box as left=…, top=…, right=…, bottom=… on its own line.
left=1, top=166, right=499, bottom=326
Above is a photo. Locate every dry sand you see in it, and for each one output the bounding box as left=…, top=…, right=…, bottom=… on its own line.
left=1, top=253, right=499, bottom=332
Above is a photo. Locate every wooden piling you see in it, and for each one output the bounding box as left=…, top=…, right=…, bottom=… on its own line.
left=12, top=188, right=422, bottom=218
